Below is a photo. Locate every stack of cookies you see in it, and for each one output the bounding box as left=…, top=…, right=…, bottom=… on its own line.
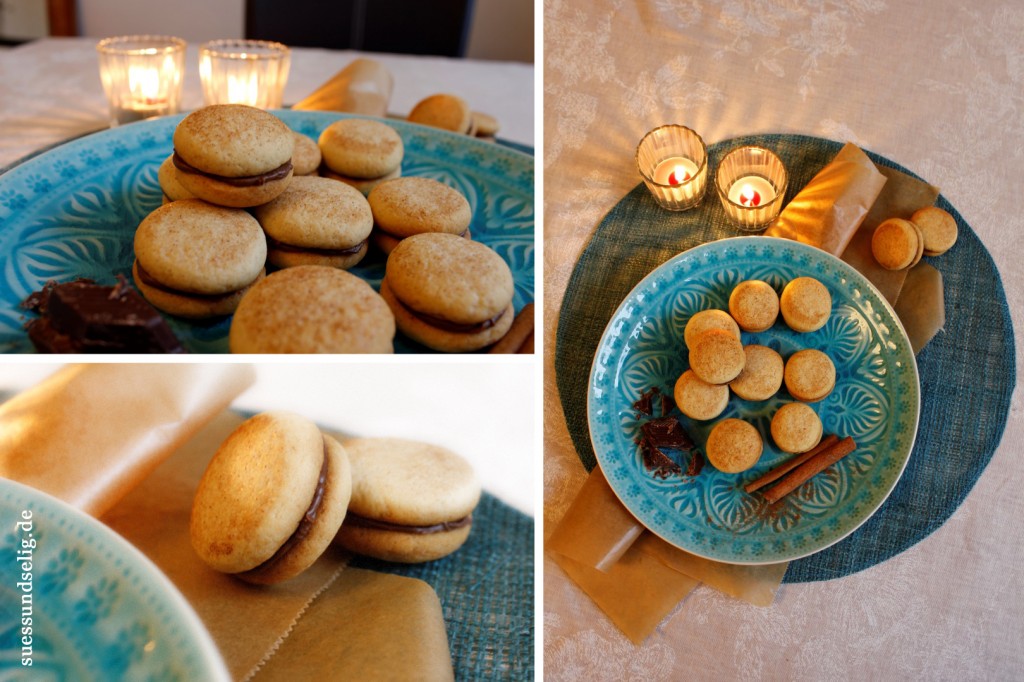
left=674, top=276, right=837, bottom=474
left=407, top=93, right=500, bottom=142
left=871, top=206, right=958, bottom=270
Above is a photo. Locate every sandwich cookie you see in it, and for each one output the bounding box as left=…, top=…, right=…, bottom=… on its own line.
left=729, top=280, right=779, bottom=332
left=253, top=175, right=373, bottom=270
left=190, top=412, right=352, bottom=585
left=368, top=177, right=473, bottom=255
left=683, top=309, right=740, bottom=349
left=770, top=402, right=823, bottom=453
left=729, top=344, right=784, bottom=401
left=291, top=131, right=323, bottom=176
left=784, top=349, right=836, bottom=402
left=229, top=265, right=395, bottom=354
left=688, top=329, right=746, bottom=385
left=407, top=94, right=472, bottom=134
left=158, top=154, right=195, bottom=204
left=911, top=206, right=958, bottom=256
left=381, top=233, right=515, bottom=352
left=706, top=419, right=763, bottom=473
left=172, top=104, right=295, bottom=208
left=871, top=218, right=920, bottom=270
left=780, top=277, right=832, bottom=332
left=674, top=369, right=729, bottom=421
left=471, top=111, right=500, bottom=140
left=334, top=438, right=480, bottom=563
left=133, top=199, right=267, bottom=318
left=318, top=118, right=403, bottom=195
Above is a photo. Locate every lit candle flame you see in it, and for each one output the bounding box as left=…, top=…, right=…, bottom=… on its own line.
left=739, top=184, right=761, bottom=207
left=668, top=164, right=692, bottom=186
left=127, top=66, right=161, bottom=104
left=227, top=73, right=260, bottom=106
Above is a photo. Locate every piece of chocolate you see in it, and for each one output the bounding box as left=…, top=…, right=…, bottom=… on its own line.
left=640, top=416, right=693, bottom=450
left=22, top=278, right=185, bottom=354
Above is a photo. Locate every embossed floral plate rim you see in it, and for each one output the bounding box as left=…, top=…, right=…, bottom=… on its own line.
left=0, top=111, right=534, bottom=353
left=587, top=236, right=921, bottom=565
left=0, top=478, right=229, bottom=680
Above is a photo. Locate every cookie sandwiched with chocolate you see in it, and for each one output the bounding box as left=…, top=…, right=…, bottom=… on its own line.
left=172, top=104, right=295, bottom=208
left=407, top=94, right=472, bottom=134
left=381, top=233, right=515, bottom=352
left=368, top=177, right=472, bottom=255
left=333, top=438, right=480, bottom=563
left=253, top=176, right=373, bottom=270
left=318, top=118, right=403, bottom=195
left=190, top=412, right=352, bottom=585
left=133, top=199, right=267, bottom=318
left=22, top=277, right=184, bottom=353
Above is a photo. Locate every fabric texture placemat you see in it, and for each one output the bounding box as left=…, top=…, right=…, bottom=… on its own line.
left=555, top=133, right=1015, bottom=583
left=353, top=491, right=535, bottom=680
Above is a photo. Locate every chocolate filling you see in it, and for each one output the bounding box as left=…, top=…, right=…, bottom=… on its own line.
left=135, top=261, right=254, bottom=302
left=375, top=225, right=469, bottom=241
left=267, top=235, right=367, bottom=257
left=345, top=513, right=472, bottom=535
left=173, top=151, right=293, bottom=187
left=391, top=292, right=505, bottom=334
left=240, top=441, right=330, bottom=580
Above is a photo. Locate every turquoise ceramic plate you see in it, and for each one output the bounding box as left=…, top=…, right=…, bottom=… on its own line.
left=588, top=237, right=920, bottom=564
left=0, top=111, right=534, bottom=353
left=0, top=479, right=229, bottom=680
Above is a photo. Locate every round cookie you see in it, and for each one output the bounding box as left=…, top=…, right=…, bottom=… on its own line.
left=333, top=438, right=480, bottom=563
left=471, top=111, right=500, bottom=137
left=688, top=329, right=746, bottom=384
left=911, top=206, right=958, bottom=256
left=729, top=344, right=784, bottom=401
left=771, top=403, right=823, bottom=453
left=382, top=233, right=515, bottom=352
left=674, top=369, right=729, bottom=421
left=133, top=199, right=267, bottom=318
left=291, top=131, right=322, bottom=176
left=318, top=118, right=404, bottom=180
left=158, top=154, right=195, bottom=203
left=780, top=277, right=832, bottom=333
left=229, top=265, right=396, bottom=354
left=172, top=104, right=295, bottom=208
left=407, top=94, right=471, bottom=134
left=368, top=177, right=473, bottom=255
left=729, top=280, right=779, bottom=332
left=683, top=309, right=741, bottom=349
left=253, top=175, right=373, bottom=269
left=784, top=349, right=836, bottom=402
left=190, top=412, right=352, bottom=585
left=706, top=419, right=763, bottom=473
left=871, top=218, right=919, bottom=270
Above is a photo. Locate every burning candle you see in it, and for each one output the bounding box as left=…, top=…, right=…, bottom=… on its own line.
left=200, top=39, right=291, bottom=109
left=715, top=146, right=788, bottom=231
left=636, top=125, right=708, bottom=211
left=96, top=35, right=185, bottom=126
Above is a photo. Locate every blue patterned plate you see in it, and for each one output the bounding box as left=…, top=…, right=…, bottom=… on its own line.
left=0, top=112, right=534, bottom=353
left=588, top=236, right=920, bottom=564
left=0, top=479, right=229, bottom=680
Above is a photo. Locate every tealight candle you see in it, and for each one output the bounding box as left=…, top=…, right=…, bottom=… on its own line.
left=715, top=146, right=788, bottom=231
left=96, top=35, right=186, bottom=126
left=200, top=39, right=291, bottom=109
left=636, top=125, right=708, bottom=211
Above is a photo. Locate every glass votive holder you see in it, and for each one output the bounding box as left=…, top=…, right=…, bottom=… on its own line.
left=199, top=39, right=291, bottom=109
left=715, top=146, right=788, bottom=231
left=636, top=125, right=708, bottom=211
left=96, top=35, right=186, bottom=126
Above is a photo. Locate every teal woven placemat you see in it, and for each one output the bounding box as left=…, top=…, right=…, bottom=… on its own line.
left=352, top=492, right=534, bottom=680
left=555, top=133, right=1015, bottom=583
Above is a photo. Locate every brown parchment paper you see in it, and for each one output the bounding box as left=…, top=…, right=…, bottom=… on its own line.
left=292, top=58, right=393, bottom=117
left=0, top=364, right=254, bottom=517
left=894, top=262, right=946, bottom=353
left=103, top=409, right=454, bottom=681
left=765, top=142, right=888, bottom=255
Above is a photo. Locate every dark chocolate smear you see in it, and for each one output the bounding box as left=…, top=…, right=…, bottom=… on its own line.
left=173, top=151, right=293, bottom=187
left=391, top=292, right=505, bottom=334
left=266, top=235, right=367, bottom=257
left=345, top=513, right=472, bottom=535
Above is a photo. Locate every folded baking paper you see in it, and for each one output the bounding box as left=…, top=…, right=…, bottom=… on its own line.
left=0, top=363, right=254, bottom=517
left=103, top=409, right=455, bottom=681
left=292, top=58, right=394, bottom=118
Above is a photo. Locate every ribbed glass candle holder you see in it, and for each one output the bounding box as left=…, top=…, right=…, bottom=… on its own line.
left=636, top=125, right=708, bottom=211
left=96, top=35, right=186, bottom=126
left=199, top=39, right=291, bottom=109
left=715, top=146, right=788, bottom=231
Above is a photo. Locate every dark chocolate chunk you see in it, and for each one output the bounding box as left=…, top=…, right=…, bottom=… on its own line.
left=633, top=387, right=657, bottom=416
left=640, top=441, right=682, bottom=480
left=685, top=451, right=705, bottom=477
left=22, top=277, right=185, bottom=354
left=640, top=416, right=693, bottom=450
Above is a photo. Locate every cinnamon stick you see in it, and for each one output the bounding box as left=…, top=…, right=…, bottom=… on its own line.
left=761, top=436, right=856, bottom=504
left=744, top=434, right=840, bottom=494
left=489, top=303, right=535, bottom=354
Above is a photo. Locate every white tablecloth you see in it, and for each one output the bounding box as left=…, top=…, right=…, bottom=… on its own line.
left=0, top=37, right=534, bottom=169
left=544, top=1, right=1023, bottom=678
